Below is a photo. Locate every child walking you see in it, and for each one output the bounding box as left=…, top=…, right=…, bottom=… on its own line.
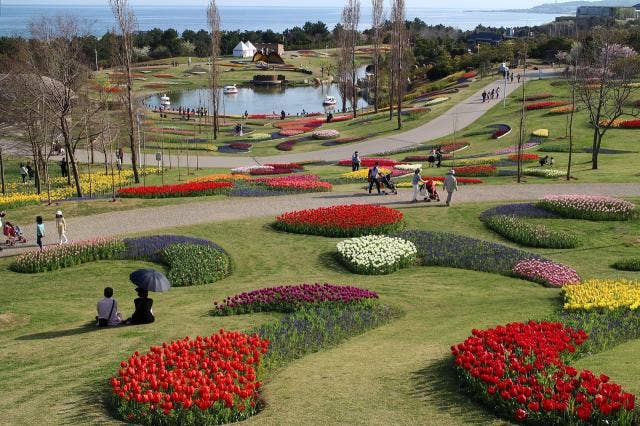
left=55, top=210, right=68, bottom=245
left=36, top=216, right=45, bottom=251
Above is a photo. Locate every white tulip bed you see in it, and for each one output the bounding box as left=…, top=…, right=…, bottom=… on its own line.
left=337, top=235, right=417, bottom=275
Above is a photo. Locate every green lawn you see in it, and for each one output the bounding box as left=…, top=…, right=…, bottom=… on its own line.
left=391, top=78, right=640, bottom=184
left=1, top=199, right=639, bottom=424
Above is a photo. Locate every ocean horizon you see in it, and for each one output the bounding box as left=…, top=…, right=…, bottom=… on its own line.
left=0, top=4, right=560, bottom=37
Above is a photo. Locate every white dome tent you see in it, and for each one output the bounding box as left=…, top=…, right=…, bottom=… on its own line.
left=244, top=41, right=257, bottom=56
left=232, top=41, right=253, bottom=58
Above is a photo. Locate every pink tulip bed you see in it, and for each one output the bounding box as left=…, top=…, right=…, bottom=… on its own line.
left=512, top=259, right=581, bottom=287
left=211, top=283, right=379, bottom=315
left=538, top=195, right=636, bottom=221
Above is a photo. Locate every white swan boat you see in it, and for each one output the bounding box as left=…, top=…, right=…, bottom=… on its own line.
left=223, top=85, right=239, bottom=94
left=159, top=94, right=170, bottom=107
left=322, top=95, right=337, bottom=106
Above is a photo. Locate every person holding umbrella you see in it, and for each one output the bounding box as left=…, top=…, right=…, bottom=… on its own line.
left=125, top=268, right=171, bottom=325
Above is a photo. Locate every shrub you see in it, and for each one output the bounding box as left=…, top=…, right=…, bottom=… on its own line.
left=451, top=321, right=635, bottom=425
left=512, top=258, right=581, bottom=287
left=452, top=165, right=497, bottom=177
left=118, top=182, right=233, bottom=198
left=538, top=195, right=636, bottom=221
left=161, top=243, right=231, bottom=286
left=110, top=330, right=268, bottom=425
left=612, top=258, right=640, bottom=271
left=274, top=204, right=404, bottom=237
left=337, top=235, right=417, bottom=275
left=483, top=215, right=580, bottom=249
left=212, top=283, right=379, bottom=315
left=10, top=238, right=125, bottom=273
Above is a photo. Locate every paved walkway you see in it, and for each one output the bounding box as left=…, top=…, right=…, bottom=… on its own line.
left=73, top=74, right=537, bottom=169
left=2, top=182, right=638, bottom=258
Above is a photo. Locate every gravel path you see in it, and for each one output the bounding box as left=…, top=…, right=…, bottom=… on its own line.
left=2, top=182, right=639, bottom=258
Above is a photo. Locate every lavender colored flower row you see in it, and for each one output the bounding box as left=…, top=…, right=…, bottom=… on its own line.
left=212, top=283, right=379, bottom=315
left=538, top=194, right=636, bottom=221
left=479, top=203, right=560, bottom=221
left=494, top=141, right=541, bottom=155
left=513, top=259, right=581, bottom=287
left=394, top=230, right=545, bottom=276
left=122, top=235, right=227, bottom=263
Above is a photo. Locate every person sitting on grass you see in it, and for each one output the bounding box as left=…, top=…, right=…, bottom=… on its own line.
left=96, top=287, right=123, bottom=327
left=125, top=288, right=155, bottom=325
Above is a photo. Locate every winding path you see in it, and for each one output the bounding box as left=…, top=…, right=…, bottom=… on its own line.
left=75, top=73, right=541, bottom=168
left=2, top=182, right=639, bottom=258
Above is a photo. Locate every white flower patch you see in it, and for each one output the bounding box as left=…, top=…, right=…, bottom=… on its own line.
left=394, top=164, right=423, bottom=171
left=337, top=235, right=417, bottom=275
left=231, top=165, right=274, bottom=174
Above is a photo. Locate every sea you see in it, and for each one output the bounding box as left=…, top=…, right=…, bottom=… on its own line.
left=0, top=4, right=561, bottom=37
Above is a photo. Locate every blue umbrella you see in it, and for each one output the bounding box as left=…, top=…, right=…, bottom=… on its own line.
left=129, top=269, right=171, bottom=292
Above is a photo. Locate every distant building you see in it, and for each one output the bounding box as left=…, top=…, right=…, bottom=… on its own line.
left=576, top=6, right=637, bottom=20
left=467, top=32, right=503, bottom=47
left=254, top=43, right=285, bottom=56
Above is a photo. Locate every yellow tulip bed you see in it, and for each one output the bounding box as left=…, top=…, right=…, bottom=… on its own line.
left=563, top=279, right=640, bottom=310
left=339, top=168, right=391, bottom=182
left=0, top=168, right=158, bottom=210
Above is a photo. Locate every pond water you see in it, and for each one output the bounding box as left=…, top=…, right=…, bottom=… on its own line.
left=145, top=84, right=370, bottom=117
left=145, top=66, right=371, bottom=116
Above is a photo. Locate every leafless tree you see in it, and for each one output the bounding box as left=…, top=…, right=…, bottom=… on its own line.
left=391, top=0, right=408, bottom=129
left=207, top=0, right=221, bottom=139
left=516, top=43, right=528, bottom=183
left=345, top=0, right=360, bottom=117
left=22, top=16, right=97, bottom=197
left=556, top=43, right=582, bottom=180
left=576, top=38, right=639, bottom=169
left=371, top=0, right=384, bottom=113
left=336, top=24, right=351, bottom=113
left=109, top=0, right=140, bottom=183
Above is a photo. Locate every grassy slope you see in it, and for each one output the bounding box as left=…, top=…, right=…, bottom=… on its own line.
left=0, top=200, right=639, bottom=424
left=389, top=78, right=640, bottom=184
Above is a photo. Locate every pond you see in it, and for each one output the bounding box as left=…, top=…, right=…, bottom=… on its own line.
left=144, top=84, right=370, bottom=117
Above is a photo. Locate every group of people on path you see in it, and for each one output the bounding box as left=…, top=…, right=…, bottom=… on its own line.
left=96, top=286, right=154, bottom=327
left=481, top=87, right=501, bottom=103
left=1, top=210, right=68, bottom=252
left=361, top=157, right=459, bottom=206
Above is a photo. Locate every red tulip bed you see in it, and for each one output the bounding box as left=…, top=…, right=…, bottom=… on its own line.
left=110, top=330, right=269, bottom=425
left=508, top=153, right=540, bottom=162
left=275, top=139, right=298, bottom=151
left=441, top=142, right=470, bottom=153
left=526, top=101, right=570, bottom=111
left=452, top=165, right=497, bottom=177
left=248, top=168, right=295, bottom=176
left=421, top=176, right=483, bottom=184
left=212, top=283, right=379, bottom=315
left=337, top=157, right=401, bottom=167
left=452, top=321, right=635, bottom=424
left=118, top=182, right=233, bottom=198
left=618, top=119, right=640, bottom=128
left=274, top=204, right=404, bottom=237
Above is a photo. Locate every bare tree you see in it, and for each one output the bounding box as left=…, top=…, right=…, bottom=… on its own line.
left=556, top=43, right=582, bottom=180
left=336, top=23, right=351, bottom=113
left=109, top=0, right=140, bottom=183
left=576, top=39, right=639, bottom=169
left=25, top=16, right=96, bottom=197
left=207, top=0, right=221, bottom=139
left=347, top=0, right=360, bottom=117
left=516, top=42, right=528, bottom=183
left=371, top=0, right=384, bottom=113
left=391, top=0, right=407, bottom=129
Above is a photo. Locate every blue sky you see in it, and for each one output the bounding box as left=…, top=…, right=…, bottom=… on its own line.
left=6, top=0, right=560, bottom=9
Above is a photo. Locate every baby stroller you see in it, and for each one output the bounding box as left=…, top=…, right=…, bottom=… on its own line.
left=3, top=222, right=27, bottom=246
left=380, top=173, right=398, bottom=195
left=421, top=180, right=440, bottom=202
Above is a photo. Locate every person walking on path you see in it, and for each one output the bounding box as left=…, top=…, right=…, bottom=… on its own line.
left=481, top=91, right=487, bottom=103
left=490, top=88, right=495, bottom=100
left=352, top=151, right=361, bottom=171
left=435, top=147, right=443, bottom=168
left=19, top=163, right=28, bottom=184
left=444, top=169, right=458, bottom=207
left=36, top=216, right=45, bottom=251
left=428, top=148, right=436, bottom=167
left=496, top=87, right=500, bottom=99
left=510, top=73, right=514, bottom=83
left=517, top=73, right=521, bottom=83
left=368, top=162, right=381, bottom=195
left=55, top=210, right=68, bottom=245
left=411, top=168, right=424, bottom=203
